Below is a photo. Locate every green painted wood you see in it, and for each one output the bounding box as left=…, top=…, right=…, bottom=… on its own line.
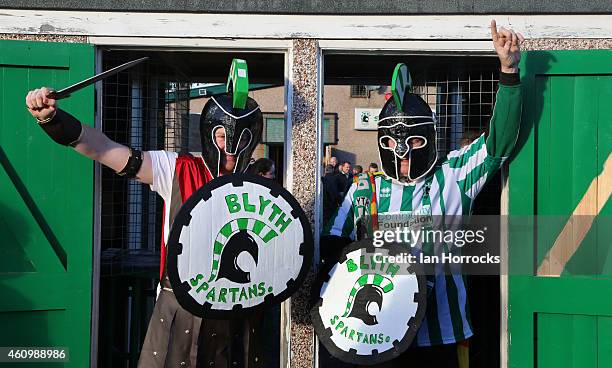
left=509, top=50, right=612, bottom=368
left=537, top=76, right=601, bottom=275
left=0, top=40, right=94, bottom=368
left=598, top=317, right=612, bottom=367
left=511, top=277, right=612, bottom=315
left=596, top=80, right=612, bottom=278
left=537, top=313, right=597, bottom=368
left=562, top=76, right=600, bottom=276
left=0, top=42, right=69, bottom=68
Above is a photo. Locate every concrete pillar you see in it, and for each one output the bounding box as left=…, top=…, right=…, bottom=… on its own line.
left=286, top=38, right=320, bottom=368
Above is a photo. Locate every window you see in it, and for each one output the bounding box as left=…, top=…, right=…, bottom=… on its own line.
left=350, top=84, right=368, bottom=98
left=262, top=113, right=338, bottom=145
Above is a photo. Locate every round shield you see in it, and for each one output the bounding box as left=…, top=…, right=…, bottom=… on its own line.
left=311, top=239, right=426, bottom=365
left=167, top=173, right=313, bottom=319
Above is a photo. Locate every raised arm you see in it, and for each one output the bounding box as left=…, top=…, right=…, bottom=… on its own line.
left=25, top=87, right=153, bottom=185
left=486, top=19, right=525, bottom=158
left=445, top=20, right=524, bottom=200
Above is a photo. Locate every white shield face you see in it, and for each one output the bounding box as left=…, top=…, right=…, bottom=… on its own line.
left=312, top=240, right=426, bottom=365
left=167, top=174, right=313, bottom=318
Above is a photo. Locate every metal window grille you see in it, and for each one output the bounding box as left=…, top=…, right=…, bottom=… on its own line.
left=411, top=65, right=499, bottom=157
left=408, top=60, right=502, bottom=216
left=100, top=53, right=191, bottom=266
left=350, top=84, right=368, bottom=98
left=99, top=51, right=193, bottom=368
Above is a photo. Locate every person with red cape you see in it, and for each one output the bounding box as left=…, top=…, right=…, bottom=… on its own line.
left=25, top=59, right=265, bottom=367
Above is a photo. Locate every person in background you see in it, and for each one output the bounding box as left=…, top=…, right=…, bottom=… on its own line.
left=334, top=160, right=352, bottom=198
left=368, top=162, right=379, bottom=173
left=329, top=156, right=339, bottom=173
left=321, top=165, right=340, bottom=228
left=352, top=165, right=363, bottom=176
left=248, top=157, right=276, bottom=180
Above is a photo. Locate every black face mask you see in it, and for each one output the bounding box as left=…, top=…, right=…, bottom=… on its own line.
left=377, top=93, right=438, bottom=183
left=199, top=93, right=263, bottom=177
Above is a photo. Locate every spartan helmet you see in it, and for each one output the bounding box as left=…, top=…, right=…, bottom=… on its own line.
left=342, top=273, right=394, bottom=326
left=378, top=63, right=438, bottom=183
left=347, top=284, right=384, bottom=326
left=200, top=95, right=263, bottom=177
left=199, top=59, right=263, bottom=177
left=378, top=94, right=438, bottom=183
left=216, top=230, right=259, bottom=284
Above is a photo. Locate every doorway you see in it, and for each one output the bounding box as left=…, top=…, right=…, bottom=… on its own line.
left=95, top=49, right=286, bottom=367
left=318, top=53, right=503, bottom=368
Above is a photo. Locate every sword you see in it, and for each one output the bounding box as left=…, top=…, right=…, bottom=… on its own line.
left=47, top=57, right=149, bottom=100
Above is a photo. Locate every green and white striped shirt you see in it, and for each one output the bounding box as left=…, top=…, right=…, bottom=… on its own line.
left=322, top=83, right=522, bottom=346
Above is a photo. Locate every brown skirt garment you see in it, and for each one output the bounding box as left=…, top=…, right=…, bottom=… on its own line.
left=137, top=289, right=265, bottom=368
left=137, top=289, right=202, bottom=368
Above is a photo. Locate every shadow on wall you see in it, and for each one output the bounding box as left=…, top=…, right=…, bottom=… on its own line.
left=330, top=149, right=357, bottom=168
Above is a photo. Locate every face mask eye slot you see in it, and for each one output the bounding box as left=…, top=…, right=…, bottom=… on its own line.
left=237, top=129, right=252, bottom=152
left=407, top=136, right=427, bottom=150
left=213, top=126, right=226, bottom=150
left=379, top=136, right=397, bottom=150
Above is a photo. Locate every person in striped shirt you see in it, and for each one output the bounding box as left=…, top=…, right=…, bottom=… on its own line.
left=321, top=20, right=524, bottom=367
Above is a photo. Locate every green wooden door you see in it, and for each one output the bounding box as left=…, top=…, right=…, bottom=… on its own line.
left=0, top=40, right=94, bottom=367
left=509, top=50, right=612, bottom=368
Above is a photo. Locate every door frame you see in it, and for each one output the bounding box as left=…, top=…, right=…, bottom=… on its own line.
left=3, top=11, right=612, bottom=39
left=89, top=37, right=295, bottom=368
left=316, top=39, right=507, bottom=368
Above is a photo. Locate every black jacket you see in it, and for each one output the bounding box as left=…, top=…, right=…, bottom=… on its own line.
left=333, top=172, right=352, bottom=199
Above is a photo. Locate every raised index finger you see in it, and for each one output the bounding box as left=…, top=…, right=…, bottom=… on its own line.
left=490, top=19, right=499, bottom=41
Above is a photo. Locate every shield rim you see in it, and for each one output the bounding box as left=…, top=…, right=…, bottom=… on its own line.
left=166, top=173, right=314, bottom=319
left=310, top=239, right=427, bottom=365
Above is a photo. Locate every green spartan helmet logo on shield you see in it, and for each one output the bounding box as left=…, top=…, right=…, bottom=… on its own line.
left=207, top=216, right=285, bottom=284
left=343, top=273, right=395, bottom=326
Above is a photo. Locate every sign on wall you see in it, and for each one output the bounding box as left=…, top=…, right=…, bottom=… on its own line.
left=355, top=108, right=382, bottom=130
left=311, top=239, right=426, bottom=365
left=166, top=174, right=313, bottom=318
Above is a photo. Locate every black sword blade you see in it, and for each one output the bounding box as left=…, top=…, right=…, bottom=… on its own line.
left=47, top=57, right=149, bottom=100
